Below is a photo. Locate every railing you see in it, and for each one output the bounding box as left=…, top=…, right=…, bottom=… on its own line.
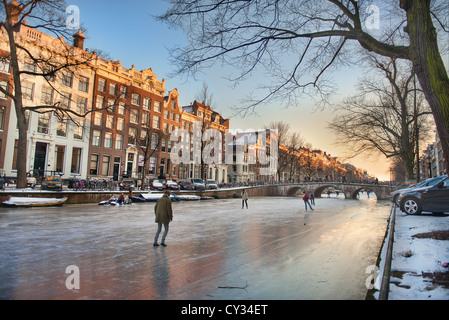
left=378, top=203, right=396, bottom=300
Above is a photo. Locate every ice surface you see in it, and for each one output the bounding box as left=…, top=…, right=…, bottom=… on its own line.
left=0, top=196, right=390, bottom=300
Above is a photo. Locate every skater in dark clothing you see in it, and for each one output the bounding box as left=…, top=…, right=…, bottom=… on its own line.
left=241, top=190, right=248, bottom=209
left=309, top=192, right=315, bottom=205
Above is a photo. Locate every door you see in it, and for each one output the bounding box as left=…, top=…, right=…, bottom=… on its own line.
left=113, top=157, right=121, bottom=181
left=33, top=142, right=48, bottom=177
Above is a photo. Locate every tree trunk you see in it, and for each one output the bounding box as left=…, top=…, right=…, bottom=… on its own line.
left=5, top=22, right=28, bottom=188
left=403, top=0, right=449, bottom=173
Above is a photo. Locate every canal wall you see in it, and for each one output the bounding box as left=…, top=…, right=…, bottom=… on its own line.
left=0, top=186, right=282, bottom=205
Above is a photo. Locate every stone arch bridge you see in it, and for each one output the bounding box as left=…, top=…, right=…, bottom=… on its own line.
left=249, top=182, right=396, bottom=200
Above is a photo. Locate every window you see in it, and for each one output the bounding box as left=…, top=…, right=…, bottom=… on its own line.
left=55, top=145, right=65, bottom=173
left=115, top=134, right=123, bottom=150
left=128, top=127, right=137, bottom=145
left=96, top=95, right=104, bottom=109
left=142, top=112, right=150, bottom=127
left=59, top=93, right=71, bottom=109
left=0, top=60, right=10, bottom=73
left=116, top=118, right=124, bottom=131
left=164, top=110, right=169, bottom=119
left=97, top=78, right=106, bottom=92
left=109, top=82, right=117, bottom=96
left=40, top=87, right=54, bottom=105
left=74, top=122, right=83, bottom=140
left=78, top=76, right=89, bottom=92
left=119, top=86, right=127, bottom=98
left=76, top=97, right=88, bottom=114
left=22, top=81, right=34, bottom=100
left=12, top=140, right=19, bottom=170
left=37, top=113, right=50, bottom=134
left=94, top=112, right=102, bottom=126
left=23, top=57, right=35, bottom=73
left=130, top=109, right=139, bottom=124
left=57, top=119, right=67, bottom=137
left=104, top=132, right=113, bottom=148
left=143, top=97, right=151, bottom=110
left=62, top=70, right=73, bottom=87
left=149, top=157, right=157, bottom=175
left=140, top=130, right=147, bottom=146
left=161, top=138, right=166, bottom=152
left=151, top=133, right=159, bottom=149
left=152, top=115, right=160, bottom=129
left=154, top=101, right=161, bottom=112
left=102, top=155, right=110, bottom=176
left=106, top=115, right=114, bottom=129
left=0, top=81, right=8, bottom=99
left=107, top=99, right=115, bottom=112
left=118, top=102, right=126, bottom=115
left=163, top=123, right=168, bottom=133
left=90, top=154, right=99, bottom=175
left=71, top=147, right=82, bottom=174
left=131, top=93, right=140, bottom=106
left=92, top=130, right=101, bottom=147
left=0, top=106, right=4, bottom=130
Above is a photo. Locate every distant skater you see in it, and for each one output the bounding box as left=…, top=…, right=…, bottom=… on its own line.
left=303, top=192, right=314, bottom=211
left=241, top=190, right=248, bottom=209
left=153, top=190, right=173, bottom=247
left=309, top=192, right=315, bottom=205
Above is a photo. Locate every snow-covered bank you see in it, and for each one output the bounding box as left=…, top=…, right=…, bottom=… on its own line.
left=376, top=206, right=449, bottom=300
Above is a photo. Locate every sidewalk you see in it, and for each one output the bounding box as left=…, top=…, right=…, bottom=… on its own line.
left=385, top=207, right=449, bottom=299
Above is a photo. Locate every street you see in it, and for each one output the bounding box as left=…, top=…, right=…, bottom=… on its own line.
left=0, top=196, right=390, bottom=300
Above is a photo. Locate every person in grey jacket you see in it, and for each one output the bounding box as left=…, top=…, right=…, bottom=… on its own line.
left=153, top=190, right=173, bottom=247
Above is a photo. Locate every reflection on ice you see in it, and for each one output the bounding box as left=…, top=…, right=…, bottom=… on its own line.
left=0, top=196, right=389, bottom=300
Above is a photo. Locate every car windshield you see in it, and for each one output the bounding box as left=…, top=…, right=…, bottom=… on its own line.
left=192, top=179, right=203, bottom=183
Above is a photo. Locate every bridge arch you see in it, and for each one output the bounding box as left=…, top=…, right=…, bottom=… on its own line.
left=286, top=186, right=306, bottom=197
left=347, top=187, right=378, bottom=200
left=312, top=184, right=344, bottom=198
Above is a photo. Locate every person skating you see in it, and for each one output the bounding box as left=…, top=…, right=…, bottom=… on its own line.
left=309, top=192, right=315, bottom=205
left=241, top=190, right=248, bottom=209
left=303, top=192, right=314, bottom=211
left=153, top=190, right=173, bottom=247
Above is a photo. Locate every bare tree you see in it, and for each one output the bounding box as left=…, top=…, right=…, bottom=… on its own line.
left=195, top=81, right=215, bottom=109
left=159, top=0, right=449, bottom=172
left=137, top=127, right=165, bottom=190
left=329, top=56, right=432, bottom=179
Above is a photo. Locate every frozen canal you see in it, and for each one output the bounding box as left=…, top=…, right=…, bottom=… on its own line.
left=0, top=196, right=390, bottom=300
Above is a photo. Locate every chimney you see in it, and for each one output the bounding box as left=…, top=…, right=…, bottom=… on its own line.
left=73, top=29, right=86, bottom=50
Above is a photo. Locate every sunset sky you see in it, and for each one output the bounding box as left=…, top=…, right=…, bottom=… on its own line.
left=66, top=0, right=443, bottom=181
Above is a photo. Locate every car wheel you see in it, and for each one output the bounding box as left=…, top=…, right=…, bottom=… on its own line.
left=402, top=197, right=422, bottom=215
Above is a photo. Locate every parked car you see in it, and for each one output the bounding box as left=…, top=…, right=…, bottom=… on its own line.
left=166, top=180, right=180, bottom=190
left=120, top=179, right=135, bottom=190
left=152, top=179, right=165, bottom=191
left=179, top=181, right=195, bottom=190
left=41, top=176, right=63, bottom=191
left=399, top=176, right=449, bottom=215
left=390, top=175, right=447, bottom=205
left=189, top=178, right=205, bottom=190
left=206, top=179, right=219, bottom=190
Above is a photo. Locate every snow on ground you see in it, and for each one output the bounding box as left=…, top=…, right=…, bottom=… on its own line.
left=385, top=207, right=449, bottom=300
